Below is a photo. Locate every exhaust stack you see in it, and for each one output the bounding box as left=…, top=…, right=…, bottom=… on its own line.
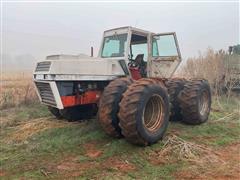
left=91, top=47, right=94, bottom=57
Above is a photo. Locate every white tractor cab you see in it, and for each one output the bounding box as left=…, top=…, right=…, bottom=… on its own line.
left=99, top=26, right=181, bottom=79
left=34, top=26, right=211, bottom=146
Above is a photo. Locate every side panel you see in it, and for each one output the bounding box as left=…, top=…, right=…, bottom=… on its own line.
left=34, top=80, right=105, bottom=109
left=49, top=60, right=124, bottom=76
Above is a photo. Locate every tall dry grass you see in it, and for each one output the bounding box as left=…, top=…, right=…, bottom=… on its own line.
left=0, top=71, right=38, bottom=109
left=180, top=48, right=238, bottom=95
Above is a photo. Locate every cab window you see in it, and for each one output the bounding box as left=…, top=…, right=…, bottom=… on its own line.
left=130, top=34, right=148, bottom=62
left=152, top=34, right=178, bottom=57
left=101, top=34, right=127, bottom=58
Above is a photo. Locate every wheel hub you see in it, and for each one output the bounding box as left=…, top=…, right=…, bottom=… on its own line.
left=143, top=94, right=164, bottom=132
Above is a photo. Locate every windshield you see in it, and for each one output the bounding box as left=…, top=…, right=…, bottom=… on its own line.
left=101, top=33, right=128, bottom=58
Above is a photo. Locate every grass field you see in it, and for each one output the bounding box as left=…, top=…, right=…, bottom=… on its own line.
left=0, top=95, right=239, bottom=179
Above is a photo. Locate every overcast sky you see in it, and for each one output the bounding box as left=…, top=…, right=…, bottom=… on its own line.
left=2, top=1, right=239, bottom=64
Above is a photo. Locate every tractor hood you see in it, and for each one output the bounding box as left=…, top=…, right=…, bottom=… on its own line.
left=33, top=54, right=128, bottom=81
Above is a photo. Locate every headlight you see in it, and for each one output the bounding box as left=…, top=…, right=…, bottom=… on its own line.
left=44, top=74, right=56, bottom=80
left=34, top=74, right=55, bottom=80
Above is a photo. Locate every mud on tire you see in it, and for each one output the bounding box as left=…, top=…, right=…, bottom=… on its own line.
left=118, top=78, right=169, bottom=146
left=178, top=79, right=211, bottom=125
left=98, top=77, right=133, bottom=137
left=166, top=78, right=186, bottom=121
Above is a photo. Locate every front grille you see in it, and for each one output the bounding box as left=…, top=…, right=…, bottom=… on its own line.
left=35, top=61, right=51, bottom=72
left=35, top=82, right=57, bottom=106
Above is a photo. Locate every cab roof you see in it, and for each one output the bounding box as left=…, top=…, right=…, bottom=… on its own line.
left=104, top=26, right=153, bottom=35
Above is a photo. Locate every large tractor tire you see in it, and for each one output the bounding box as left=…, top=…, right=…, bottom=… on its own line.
left=48, top=106, right=63, bottom=119
left=166, top=78, right=186, bottom=121
left=178, top=79, right=211, bottom=125
left=60, top=104, right=97, bottom=121
left=98, top=77, right=133, bottom=138
left=118, top=78, right=169, bottom=146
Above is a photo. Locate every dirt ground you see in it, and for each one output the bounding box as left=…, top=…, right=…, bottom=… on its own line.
left=0, top=97, right=239, bottom=179
left=174, top=143, right=240, bottom=180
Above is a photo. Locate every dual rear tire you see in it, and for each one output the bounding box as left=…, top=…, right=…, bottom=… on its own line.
left=98, top=78, right=211, bottom=146
left=165, top=78, right=211, bottom=124
left=98, top=78, right=170, bottom=146
left=178, top=79, right=211, bottom=124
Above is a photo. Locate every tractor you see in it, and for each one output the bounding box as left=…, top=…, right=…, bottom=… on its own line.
left=33, top=26, right=211, bottom=146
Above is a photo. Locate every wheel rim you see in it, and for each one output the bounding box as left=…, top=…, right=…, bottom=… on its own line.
left=199, top=90, right=209, bottom=116
left=143, top=94, right=164, bottom=132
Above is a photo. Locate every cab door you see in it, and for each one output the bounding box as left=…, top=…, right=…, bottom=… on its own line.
left=148, top=32, right=182, bottom=78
